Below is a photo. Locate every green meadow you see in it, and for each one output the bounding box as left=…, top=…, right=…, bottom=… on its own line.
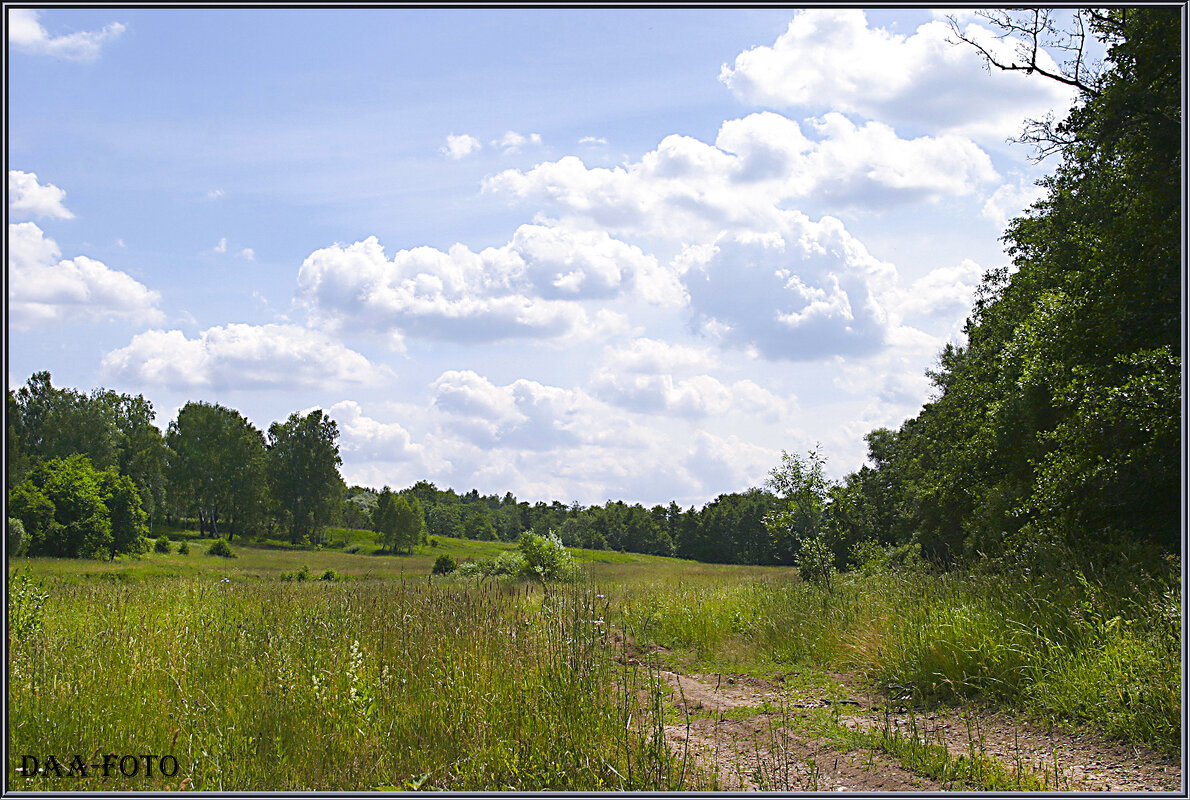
left=8, top=528, right=1180, bottom=791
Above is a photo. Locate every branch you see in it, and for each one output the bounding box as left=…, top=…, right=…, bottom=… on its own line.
left=946, top=9, right=1102, bottom=99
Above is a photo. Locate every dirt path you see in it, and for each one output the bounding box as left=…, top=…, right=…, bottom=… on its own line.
left=658, top=670, right=1182, bottom=793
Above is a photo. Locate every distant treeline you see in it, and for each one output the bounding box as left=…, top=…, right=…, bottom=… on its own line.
left=6, top=9, right=1179, bottom=571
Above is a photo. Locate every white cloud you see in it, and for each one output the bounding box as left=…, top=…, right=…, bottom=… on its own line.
left=206, top=188, right=225, bottom=200
left=431, top=369, right=596, bottom=452
left=719, top=9, right=1075, bottom=142
left=601, top=337, right=719, bottom=375
left=485, top=111, right=998, bottom=245
left=684, top=431, right=778, bottom=497
left=982, top=176, right=1046, bottom=229
left=8, top=9, right=126, bottom=61
left=579, top=136, right=608, bottom=145
left=296, top=222, right=672, bottom=347
left=678, top=212, right=899, bottom=361
left=892, top=258, right=986, bottom=325
left=238, top=247, right=255, bottom=261
left=442, top=133, right=482, bottom=159
left=328, top=400, right=424, bottom=465
left=214, top=237, right=228, bottom=253
left=8, top=171, right=74, bottom=219
left=8, top=222, right=163, bottom=329
left=495, top=130, right=542, bottom=153
left=100, top=323, right=388, bottom=390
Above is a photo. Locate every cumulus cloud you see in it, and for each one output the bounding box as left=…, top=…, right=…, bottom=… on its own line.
left=430, top=369, right=597, bottom=452
left=8, top=171, right=74, bottom=219
left=588, top=337, right=786, bottom=420
left=8, top=222, right=163, bottom=329
left=982, top=176, right=1046, bottom=229
left=442, top=133, right=482, bottom=159
left=485, top=111, right=998, bottom=245
left=296, top=222, right=676, bottom=347
left=8, top=8, right=126, bottom=61
left=495, top=130, right=542, bottom=153
left=328, top=400, right=423, bottom=464
left=100, top=323, right=388, bottom=390
left=677, top=212, right=900, bottom=361
left=238, top=247, right=256, bottom=261
left=684, top=431, right=779, bottom=497
left=892, top=258, right=987, bottom=324
left=719, top=9, right=1074, bottom=142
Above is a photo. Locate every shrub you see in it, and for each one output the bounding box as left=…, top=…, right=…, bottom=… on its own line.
left=154, top=535, right=172, bottom=554
left=490, top=550, right=527, bottom=577
left=517, top=531, right=576, bottom=582
left=432, top=554, right=457, bottom=575
left=429, top=537, right=439, bottom=548
left=7, top=517, right=28, bottom=557
left=320, top=568, right=339, bottom=582
left=8, top=568, right=48, bottom=640
left=207, top=538, right=236, bottom=558
left=177, top=540, right=190, bottom=555
left=345, top=544, right=361, bottom=554
left=455, top=560, right=488, bottom=579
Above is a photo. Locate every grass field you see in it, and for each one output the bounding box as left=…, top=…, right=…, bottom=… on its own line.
left=7, top=527, right=1181, bottom=790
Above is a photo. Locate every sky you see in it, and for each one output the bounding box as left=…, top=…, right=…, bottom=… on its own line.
left=7, top=7, right=1085, bottom=508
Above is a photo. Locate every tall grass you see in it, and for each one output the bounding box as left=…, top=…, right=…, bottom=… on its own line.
left=8, top=575, right=691, bottom=791
left=609, top=558, right=1181, bottom=755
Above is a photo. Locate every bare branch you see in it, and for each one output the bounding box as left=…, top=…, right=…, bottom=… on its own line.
left=946, top=9, right=1103, bottom=98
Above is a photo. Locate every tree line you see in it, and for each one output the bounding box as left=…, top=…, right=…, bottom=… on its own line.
left=6, top=10, right=1178, bottom=572
left=7, top=376, right=344, bottom=558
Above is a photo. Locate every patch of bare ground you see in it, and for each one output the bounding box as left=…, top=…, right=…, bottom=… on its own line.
left=660, top=670, right=1183, bottom=793
left=661, top=671, right=940, bottom=792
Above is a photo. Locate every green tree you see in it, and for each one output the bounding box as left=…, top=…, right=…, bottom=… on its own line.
left=12, top=372, right=118, bottom=470
left=266, top=409, right=342, bottom=545
left=167, top=402, right=267, bottom=539
left=844, top=9, right=1181, bottom=565
left=7, top=455, right=146, bottom=560
left=92, top=390, right=169, bottom=533
left=764, top=448, right=834, bottom=570
left=373, top=487, right=398, bottom=551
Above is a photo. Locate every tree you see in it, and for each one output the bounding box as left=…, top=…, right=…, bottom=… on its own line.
left=764, top=448, right=833, bottom=569
left=7, top=455, right=148, bottom=560
left=393, top=496, right=424, bottom=554
left=373, top=487, right=399, bottom=551
left=167, top=402, right=267, bottom=539
left=92, top=390, right=168, bottom=532
left=266, top=410, right=342, bottom=544
left=12, top=372, right=119, bottom=471
left=98, top=469, right=150, bottom=559
left=842, top=9, right=1181, bottom=566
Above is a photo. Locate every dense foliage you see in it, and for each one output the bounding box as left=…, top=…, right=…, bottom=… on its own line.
left=834, top=8, right=1181, bottom=567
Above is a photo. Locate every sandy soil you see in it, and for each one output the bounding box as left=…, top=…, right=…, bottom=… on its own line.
left=657, top=669, right=1183, bottom=793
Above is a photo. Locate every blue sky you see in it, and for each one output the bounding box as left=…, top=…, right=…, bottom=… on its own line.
left=8, top=7, right=1082, bottom=506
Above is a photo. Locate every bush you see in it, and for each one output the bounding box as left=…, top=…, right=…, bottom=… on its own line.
left=432, top=554, right=457, bottom=575
left=517, top=531, right=576, bottom=582
left=206, top=538, right=236, bottom=558
left=490, top=550, right=527, bottom=577
left=8, top=568, right=48, bottom=640
left=154, top=535, right=172, bottom=554
left=7, top=517, right=28, bottom=557
left=345, top=544, right=361, bottom=554
left=177, top=540, right=190, bottom=555
left=455, top=560, right=488, bottom=579
left=320, top=568, right=339, bottom=582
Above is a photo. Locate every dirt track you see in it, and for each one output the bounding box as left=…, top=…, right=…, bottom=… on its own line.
left=657, top=670, right=1183, bottom=792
